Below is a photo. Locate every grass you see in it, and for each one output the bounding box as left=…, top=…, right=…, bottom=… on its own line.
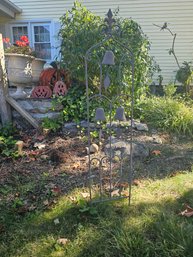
left=138, top=96, right=193, bottom=136
left=1, top=171, right=193, bottom=257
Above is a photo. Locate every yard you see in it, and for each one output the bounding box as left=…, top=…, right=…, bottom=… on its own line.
left=1, top=126, right=193, bottom=257
left=1, top=2, right=193, bottom=256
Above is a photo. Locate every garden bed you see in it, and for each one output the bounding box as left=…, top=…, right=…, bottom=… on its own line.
left=1, top=127, right=193, bottom=257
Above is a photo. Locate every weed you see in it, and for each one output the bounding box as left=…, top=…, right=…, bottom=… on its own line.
left=41, top=116, right=63, bottom=132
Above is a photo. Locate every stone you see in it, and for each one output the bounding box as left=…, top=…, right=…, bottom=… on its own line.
left=134, top=122, right=148, bottom=131
left=64, top=122, right=77, bottom=129
left=86, top=143, right=99, bottom=154
left=105, top=140, right=149, bottom=158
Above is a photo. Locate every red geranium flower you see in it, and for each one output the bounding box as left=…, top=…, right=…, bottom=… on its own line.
left=3, top=35, right=34, bottom=56
left=3, top=37, right=10, bottom=43
left=20, top=36, right=29, bottom=44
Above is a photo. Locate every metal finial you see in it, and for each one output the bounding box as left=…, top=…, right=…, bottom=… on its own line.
left=104, top=9, right=115, bottom=35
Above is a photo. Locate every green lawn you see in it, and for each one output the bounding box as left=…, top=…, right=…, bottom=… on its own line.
left=1, top=171, right=193, bottom=257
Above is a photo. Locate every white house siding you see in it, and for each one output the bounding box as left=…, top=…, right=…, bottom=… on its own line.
left=1, top=0, right=193, bottom=85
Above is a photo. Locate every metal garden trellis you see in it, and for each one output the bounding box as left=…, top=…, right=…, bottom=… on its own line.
left=85, top=9, right=135, bottom=204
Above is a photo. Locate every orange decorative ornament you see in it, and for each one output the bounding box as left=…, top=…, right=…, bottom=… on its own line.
left=53, top=81, right=68, bottom=96
left=31, top=86, right=52, bottom=98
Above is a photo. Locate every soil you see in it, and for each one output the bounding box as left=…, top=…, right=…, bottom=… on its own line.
left=0, top=127, right=193, bottom=215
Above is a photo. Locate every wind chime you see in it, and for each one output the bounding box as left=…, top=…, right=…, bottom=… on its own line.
left=85, top=9, right=135, bottom=204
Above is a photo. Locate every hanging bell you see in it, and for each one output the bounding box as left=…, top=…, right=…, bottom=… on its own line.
left=102, top=50, right=115, bottom=65
left=114, top=107, right=126, bottom=121
left=95, top=107, right=106, bottom=121
left=104, top=74, right=111, bottom=89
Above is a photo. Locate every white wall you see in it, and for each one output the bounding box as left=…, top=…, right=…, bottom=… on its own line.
left=1, top=0, right=193, bottom=84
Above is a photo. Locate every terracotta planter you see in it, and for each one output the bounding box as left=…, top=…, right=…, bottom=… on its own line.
left=32, top=58, right=46, bottom=84
left=5, top=53, right=34, bottom=99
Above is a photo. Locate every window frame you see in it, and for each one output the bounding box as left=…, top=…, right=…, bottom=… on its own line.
left=31, top=22, right=52, bottom=60
left=8, top=20, right=54, bottom=62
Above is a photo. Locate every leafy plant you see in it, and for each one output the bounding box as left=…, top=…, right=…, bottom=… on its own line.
left=163, top=83, right=177, bottom=97
left=41, top=116, right=63, bottom=132
left=176, top=62, right=193, bottom=93
left=0, top=124, right=18, bottom=158
left=59, top=1, right=158, bottom=100
left=55, top=83, right=87, bottom=122
left=78, top=198, right=98, bottom=216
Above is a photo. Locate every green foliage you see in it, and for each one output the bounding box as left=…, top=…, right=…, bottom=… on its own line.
left=0, top=123, right=16, bottom=137
left=0, top=124, right=18, bottom=158
left=139, top=96, right=193, bottom=135
left=56, top=84, right=87, bottom=122
left=176, top=61, right=193, bottom=84
left=163, top=83, right=177, bottom=97
left=78, top=199, right=98, bottom=216
left=41, top=116, right=63, bottom=132
left=176, top=61, right=193, bottom=93
left=59, top=1, right=157, bottom=100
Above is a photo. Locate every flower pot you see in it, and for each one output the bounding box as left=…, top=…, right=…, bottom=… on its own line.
left=5, top=53, right=34, bottom=99
left=32, top=58, right=46, bottom=84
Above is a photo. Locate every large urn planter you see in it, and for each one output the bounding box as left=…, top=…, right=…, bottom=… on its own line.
left=5, top=53, right=34, bottom=99
left=32, top=58, right=46, bottom=84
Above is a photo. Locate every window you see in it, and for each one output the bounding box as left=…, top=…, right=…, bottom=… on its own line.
left=12, top=25, right=28, bottom=42
left=32, top=24, right=51, bottom=60
left=10, top=22, right=53, bottom=61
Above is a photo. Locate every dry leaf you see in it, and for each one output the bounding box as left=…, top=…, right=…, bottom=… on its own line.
left=43, top=199, right=49, bottom=206
left=133, top=179, right=141, bottom=186
left=111, top=189, right=120, bottom=197
left=57, top=238, right=69, bottom=245
left=69, top=196, right=76, bottom=202
left=117, top=182, right=129, bottom=189
left=51, top=186, right=61, bottom=194
left=179, top=205, right=193, bottom=217
left=152, top=150, right=161, bottom=156
left=36, top=135, right=45, bottom=141
left=72, top=162, right=80, bottom=170
left=81, top=192, right=90, bottom=198
left=121, top=190, right=129, bottom=197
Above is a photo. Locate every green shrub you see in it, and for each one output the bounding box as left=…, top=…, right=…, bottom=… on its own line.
left=59, top=1, right=158, bottom=101
left=138, top=96, right=193, bottom=135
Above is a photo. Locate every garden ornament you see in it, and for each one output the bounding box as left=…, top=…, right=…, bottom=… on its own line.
left=104, top=74, right=111, bottom=89
left=114, top=107, right=126, bottom=121
left=95, top=108, right=106, bottom=121
left=102, top=50, right=115, bottom=65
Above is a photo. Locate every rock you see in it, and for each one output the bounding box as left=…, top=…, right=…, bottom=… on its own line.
left=64, top=122, right=77, bottom=129
left=134, top=122, right=148, bottom=131
left=80, top=120, right=88, bottom=128
left=152, top=136, right=162, bottom=144
left=105, top=140, right=149, bottom=158
left=86, top=143, right=99, bottom=154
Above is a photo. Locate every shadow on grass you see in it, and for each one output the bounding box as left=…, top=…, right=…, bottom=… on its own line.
left=1, top=181, right=193, bottom=257
left=1, top=132, right=193, bottom=256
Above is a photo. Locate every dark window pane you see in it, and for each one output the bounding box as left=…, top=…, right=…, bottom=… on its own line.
left=34, top=43, right=51, bottom=59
